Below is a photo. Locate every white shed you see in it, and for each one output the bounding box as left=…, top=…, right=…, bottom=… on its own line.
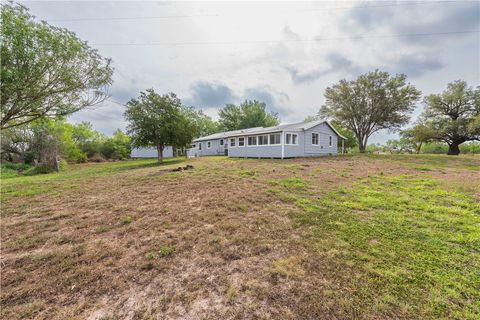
left=130, top=146, right=174, bottom=158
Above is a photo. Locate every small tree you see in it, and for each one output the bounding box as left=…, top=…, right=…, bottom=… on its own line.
left=320, top=70, right=421, bottom=153
left=384, top=138, right=415, bottom=154
left=0, top=3, right=113, bottom=129
left=101, top=130, right=131, bottom=160
left=422, top=81, right=480, bottom=155
left=182, top=107, right=220, bottom=138
left=400, top=122, right=435, bottom=154
left=124, top=89, right=196, bottom=162
left=219, top=100, right=280, bottom=131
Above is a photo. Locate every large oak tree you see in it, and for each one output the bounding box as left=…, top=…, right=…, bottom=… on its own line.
left=0, top=3, right=113, bottom=129
left=422, top=81, right=480, bottom=155
left=320, top=70, right=421, bottom=152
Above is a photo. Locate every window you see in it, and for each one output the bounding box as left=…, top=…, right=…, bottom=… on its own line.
left=247, top=136, right=257, bottom=146
left=329, top=135, right=333, bottom=147
left=258, top=135, right=269, bottom=145
left=199, top=143, right=202, bottom=150
left=207, top=141, right=211, bottom=148
left=285, top=133, right=298, bottom=145
left=312, top=133, right=319, bottom=145
left=230, top=138, right=236, bottom=147
left=220, top=139, right=224, bottom=146
left=191, top=144, right=196, bottom=148
left=238, top=137, right=245, bottom=146
left=269, top=133, right=281, bottom=145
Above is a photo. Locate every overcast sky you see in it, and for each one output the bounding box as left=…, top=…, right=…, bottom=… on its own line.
left=22, top=1, right=479, bottom=143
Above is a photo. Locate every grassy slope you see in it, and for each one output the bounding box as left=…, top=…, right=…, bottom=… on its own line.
left=1, top=155, right=479, bottom=319
left=270, top=174, right=479, bottom=319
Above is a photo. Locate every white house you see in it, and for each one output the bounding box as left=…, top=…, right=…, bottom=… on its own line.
left=187, top=120, right=346, bottom=158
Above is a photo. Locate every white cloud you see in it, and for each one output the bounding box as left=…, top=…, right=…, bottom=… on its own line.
left=22, top=0, right=479, bottom=143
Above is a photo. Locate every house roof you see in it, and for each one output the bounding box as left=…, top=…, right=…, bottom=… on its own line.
left=193, top=120, right=347, bottom=142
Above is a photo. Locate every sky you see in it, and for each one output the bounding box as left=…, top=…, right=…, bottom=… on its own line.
left=21, top=0, right=480, bottom=143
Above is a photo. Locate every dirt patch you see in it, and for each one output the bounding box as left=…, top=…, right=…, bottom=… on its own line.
left=1, top=155, right=477, bottom=319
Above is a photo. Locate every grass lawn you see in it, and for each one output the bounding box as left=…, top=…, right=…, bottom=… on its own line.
left=1, top=155, right=479, bottom=319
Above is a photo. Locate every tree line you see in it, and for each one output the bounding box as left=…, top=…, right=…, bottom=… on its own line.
left=1, top=3, right=479, bottom=175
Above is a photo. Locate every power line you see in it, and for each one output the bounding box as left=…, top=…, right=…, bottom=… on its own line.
left=91, top=30, right=479, bottom=47
left=45, top=1, right=459, bottom=22
left=47, top=13, right=220, bottom=22
left=107, top=98, right=127, bottom=107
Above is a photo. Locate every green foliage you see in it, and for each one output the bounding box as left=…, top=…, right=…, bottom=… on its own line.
left=1, top=163, right=33, bottom=178
left=121, top=216, right=132, bottom=225
left=331, top=120, right=357, bottom=150
left=158, top=245, right=175, bottom=257
left=422, top=80, right=480, bottom=155
left=0, top=3, right=113, bottom=129
left=124, top=89, right=196, bottom=162
left=383, top=138, right=415, bottom=154
left=460, top=142, right=480, bottom=154
left=101, top=130, right=131, bottom=160
left=400, top=122, right=435, bottom=154
left=182, top=107, right=220, bottom=138
left=303, top=114, right=322, bottom=123
left=1, top=118, right=132, bottom=175
left=420, top=142, right=449, bottom=154
left=320, top=70, right=421, bottom=153
left=218, top=100, right=280, bottom=131
left=71, top=121, right=106, bottom=157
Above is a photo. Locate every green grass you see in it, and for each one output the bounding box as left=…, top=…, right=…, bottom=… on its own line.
left=0, top=157, right=186, bottom=201
left=1, top=154, right=478, bottom=318
left=273, top=174, right=480, bottom=319
left=369, top=153, right=480, bottom=171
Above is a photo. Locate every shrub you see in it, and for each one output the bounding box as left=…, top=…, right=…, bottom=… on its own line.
left=0, top=163, right=32, bottom=178
left=121, top=216, right=132, bottom=225
left=158, top=245, right=175, bottom=257
left=89, top=153, right=106, bottom=162
left=460, top=142, right=480, bottom=154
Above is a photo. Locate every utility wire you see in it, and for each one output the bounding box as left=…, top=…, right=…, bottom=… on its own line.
left=107, top=98, right=128, bottom=107
left=91, top=30, right=479, bottom=47
left=47, top=13, right=220, bottom=22
left=45, top=1, right=459, bottom=22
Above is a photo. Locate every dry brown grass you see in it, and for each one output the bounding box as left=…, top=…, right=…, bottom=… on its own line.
left=1, top=155, right=478, bottom=319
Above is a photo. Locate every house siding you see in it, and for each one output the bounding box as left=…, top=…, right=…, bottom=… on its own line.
left=188, top=121, right=342, bottom=158
left=227, top=132, right=283, bottom=158
left=304, top=123, right=338, bottom=156
left=283, top=131, right=304, bottom=157
left=191, top=138, right=226, bottom=157
left=131, top=146, right=173, bottom=158
left=229, top=145, right=282, bottom=158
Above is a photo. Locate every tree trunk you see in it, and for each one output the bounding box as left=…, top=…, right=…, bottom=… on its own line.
left=357, top=136, right=366, bottom=153
left=416, top=142, right=422, bottom=154
left=156, top=144, right=164, bottom=163
left=447, top=142, right=460, bottom=155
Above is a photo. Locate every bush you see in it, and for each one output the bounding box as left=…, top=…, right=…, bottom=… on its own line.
left=31, top=163, right=57, bottom=174
left=1, top=163, right=34, bottom=178
left=89, top=153, right=106, bottom=162
left=421, top=142, right=448, bottom=154
left=460, top=142, right=480, bottom=154
left=67, top=148, right=88, bottom=163
left=59, top=159, right=68, bottom=171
